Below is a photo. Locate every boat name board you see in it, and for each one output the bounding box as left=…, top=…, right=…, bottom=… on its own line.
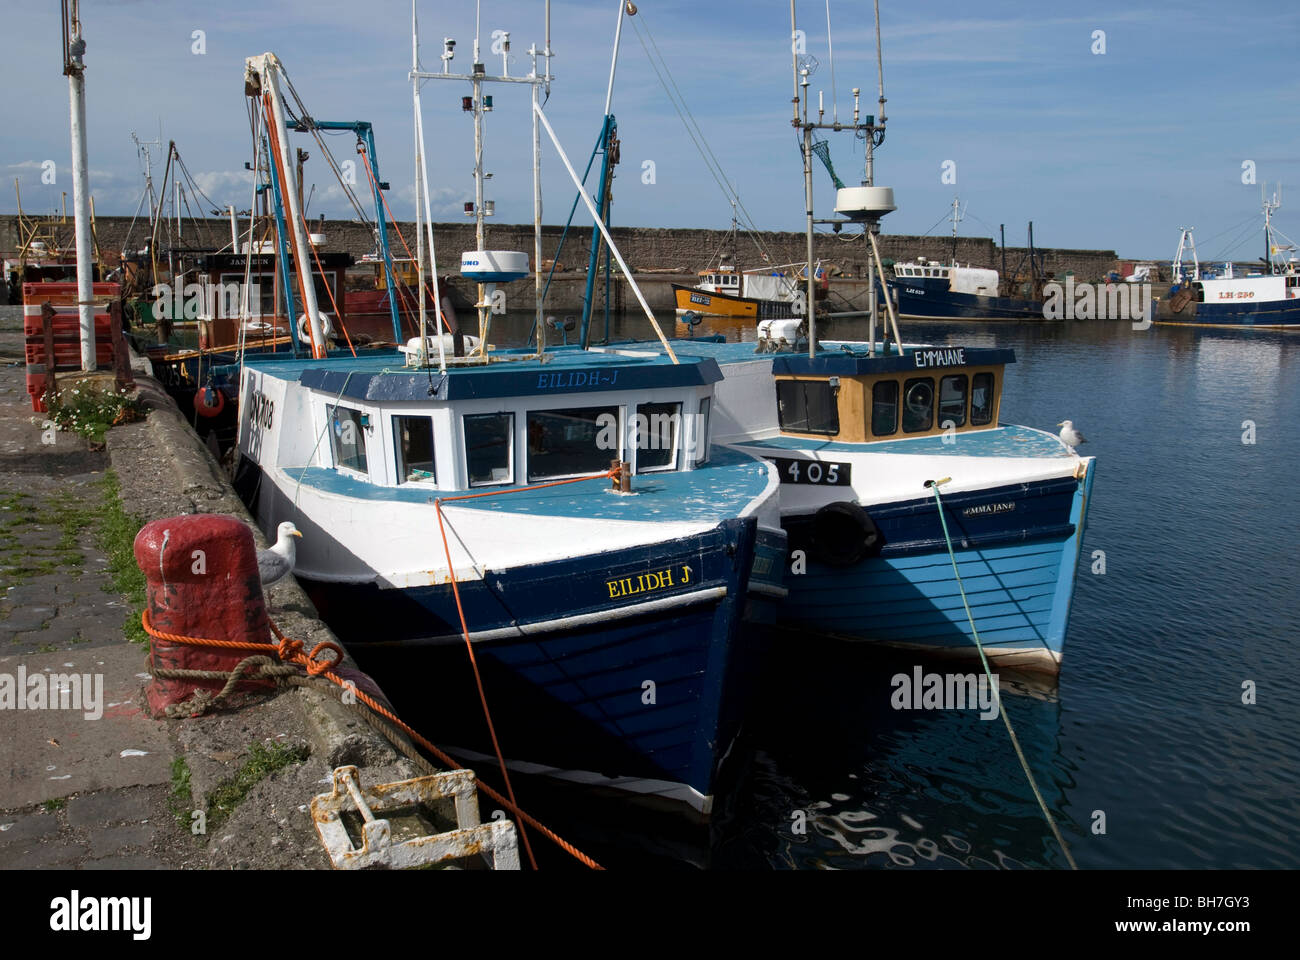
left=765, top=457, right=853, bottom=486
left=536, top=370, right=621, bottom=390
left=962, top=501, right=1015, bottom=517
left=913, top=348, right=966, bottom=369
left=606, top=564, right=693, bottom=599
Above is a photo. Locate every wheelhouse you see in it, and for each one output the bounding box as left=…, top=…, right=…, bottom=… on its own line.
left=771, top=346, right=1013, bottom=443
left=245, top=349, right=721, bottom=492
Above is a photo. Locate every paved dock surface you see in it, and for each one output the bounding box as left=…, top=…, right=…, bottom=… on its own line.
left=0, top=305, right=410, bottom=870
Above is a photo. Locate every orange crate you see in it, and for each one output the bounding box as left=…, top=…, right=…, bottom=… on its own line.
left=22, top=306, right=113, bottom=338
left=22, top=281, right=121, bottom=309
left=24, top=338, right=116, bottom=370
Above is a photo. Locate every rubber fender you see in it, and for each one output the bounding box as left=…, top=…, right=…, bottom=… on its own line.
left=193, top=384, right=226, bottom=418
left=811, top=501, right=881, bottom=566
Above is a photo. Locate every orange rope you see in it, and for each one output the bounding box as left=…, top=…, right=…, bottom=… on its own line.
left=429, top=465, right=622, bottom=871
left=141, top=608, right=603, bottom=871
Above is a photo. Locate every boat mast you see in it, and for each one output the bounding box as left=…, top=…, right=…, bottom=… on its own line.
left=1263, top=184, right=1281, bottom=274
left=791, top=1, right=817, bottom=358
left=411, top=0, right=551, bottom=360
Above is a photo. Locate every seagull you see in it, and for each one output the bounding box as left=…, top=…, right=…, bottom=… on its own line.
left=257, top=522, right=302, bottom=587
left=1057, top=420, right=1087, bottom=455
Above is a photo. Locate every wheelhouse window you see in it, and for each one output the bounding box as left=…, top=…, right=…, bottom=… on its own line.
left=777, top=380, right=839, bottom=435
left=871, top=380, right=898, bottom=436
left=939, top=375, right=968, bottom=428
left=526, top=405, right=619, bottom=481
left=634, top=402, right=681, bottom=473
left=464, top=412, right=513, bottom=486
left=694, top=397, right=711, bottom=466
left=971, top=372, right=995, bottom=426
left=393, top=415, right=436, bottom=484
left=328, top=405, right=369, bottom=474
left=902, top=377, right=934, bottom=433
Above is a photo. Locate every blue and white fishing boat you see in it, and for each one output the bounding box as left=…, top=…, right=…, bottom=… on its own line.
left=1159, top=190, right=1300, bottom=328
left=643, top=1, right=1095, bottom=673
left=666, top=328, right=1095, bottom=672
left=231, top=11, right=785, bottom=817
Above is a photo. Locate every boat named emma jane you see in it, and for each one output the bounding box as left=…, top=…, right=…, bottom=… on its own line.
left=673, top=325, right=1096, bottom=672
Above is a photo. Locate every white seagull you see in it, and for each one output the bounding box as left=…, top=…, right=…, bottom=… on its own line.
left=1057, top=420, right=1086, bottom=455
left=257, top=521, right=302, bottom=587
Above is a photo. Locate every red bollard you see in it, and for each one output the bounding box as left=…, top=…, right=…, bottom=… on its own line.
left=134, top=515, right=273, bottom=717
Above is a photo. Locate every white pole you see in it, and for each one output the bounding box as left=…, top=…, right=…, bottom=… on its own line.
left=604, top=0, right=626, bottom=117
left=412, top=1, right=428, bottom=368
left=414, top=102, right=448, bottom=372
left=532, top=44, right=544, bottom=357
left=534, top=101, right=677, bottom=363
left=67, top=3, right=95, bottom=371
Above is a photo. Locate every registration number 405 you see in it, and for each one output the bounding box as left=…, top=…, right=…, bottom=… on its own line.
left=766, top=456, right=852, bottom=486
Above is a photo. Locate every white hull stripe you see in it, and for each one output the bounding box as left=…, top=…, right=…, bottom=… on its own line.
left=363, top=585, right=729, bottom=647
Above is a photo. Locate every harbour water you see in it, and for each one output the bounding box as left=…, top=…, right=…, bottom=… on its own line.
left=344, top=312, right=1300, bottom=870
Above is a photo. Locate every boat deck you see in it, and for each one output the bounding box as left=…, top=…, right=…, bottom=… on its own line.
left=736, top=424, right=1072, bottom=459
left=284, top=443, right=775, bottom=523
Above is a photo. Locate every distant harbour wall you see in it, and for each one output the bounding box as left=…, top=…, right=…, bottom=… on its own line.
left=3, top=214, right=1136, bottom=313
left=2, top=214, right=1125, bottom=276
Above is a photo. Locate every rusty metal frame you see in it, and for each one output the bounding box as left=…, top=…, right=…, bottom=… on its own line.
left=311, top=765, right=520, bottom=870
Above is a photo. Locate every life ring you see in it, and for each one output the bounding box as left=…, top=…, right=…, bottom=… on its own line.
left=810, top=501, right=881, bottom=566
left=297, top=311, right=335, bottom=345
left=193, top=384, right=226, bottom=418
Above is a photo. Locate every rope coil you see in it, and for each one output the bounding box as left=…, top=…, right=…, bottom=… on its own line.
left=140, top=608, right=603, bottom=870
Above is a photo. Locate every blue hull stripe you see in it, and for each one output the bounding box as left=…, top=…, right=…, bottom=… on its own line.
left=780, top=469, right=1096, bottom=658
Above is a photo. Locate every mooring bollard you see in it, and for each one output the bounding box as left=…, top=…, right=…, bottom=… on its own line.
left=134, top=515, right=272, bottom=717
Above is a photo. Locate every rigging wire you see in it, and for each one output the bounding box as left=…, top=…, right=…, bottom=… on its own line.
left=629, top=12, right=777, bottom=265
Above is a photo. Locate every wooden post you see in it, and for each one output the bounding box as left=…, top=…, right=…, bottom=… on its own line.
left=610, top=458, right=631, bottom=493
left=41, top=302, right=58, bottom=407
left=109, top=298, right=134, bottom=391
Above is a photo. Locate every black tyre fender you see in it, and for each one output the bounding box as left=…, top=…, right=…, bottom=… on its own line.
left=810, top=501, right=881, bottom=567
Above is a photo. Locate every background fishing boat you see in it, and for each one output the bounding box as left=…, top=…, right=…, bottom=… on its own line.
left=1158, top=187, right=1300, bottom=328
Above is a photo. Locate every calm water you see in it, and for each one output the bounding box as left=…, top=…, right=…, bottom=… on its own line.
left=353, top=312, right=1300, bottom=870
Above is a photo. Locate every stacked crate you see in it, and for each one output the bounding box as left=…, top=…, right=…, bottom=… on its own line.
left=22, top=282, right=120, bottom=412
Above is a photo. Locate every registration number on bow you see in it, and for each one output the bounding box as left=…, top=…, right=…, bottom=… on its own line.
left=765, top=457, right=852, bottom=486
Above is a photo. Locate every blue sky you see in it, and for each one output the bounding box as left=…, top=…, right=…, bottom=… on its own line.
left=3, top=0, right=1298, bottom=261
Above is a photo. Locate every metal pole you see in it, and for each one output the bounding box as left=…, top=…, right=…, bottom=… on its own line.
left=66, top=1, right=95, bottom=370
left=535, top=101, right=676, bottom=363
left=802, top=79, right=816, bottom=358
left=604, top=0, right=626, bottom=117
left=789, top=0, right=800, bottom=126
left=867, top=246, right=876, bottom=353
left=411, top=0, right=439, bottom=370
left=532, top=44, right=544, bottom=358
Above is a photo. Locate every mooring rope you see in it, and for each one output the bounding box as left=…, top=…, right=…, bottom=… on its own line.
left=142, top=609, right=604, bottom=870
left=925, top=478, right=1079, bottom=870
